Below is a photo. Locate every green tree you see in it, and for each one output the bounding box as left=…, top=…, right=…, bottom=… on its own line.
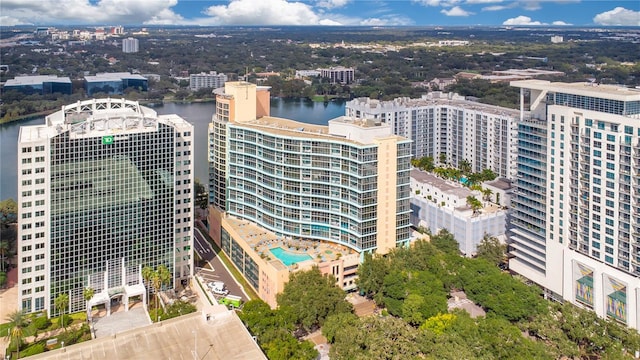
left=83, top=287, right=95, bottom=321
left=356, top=252, right=390, bottom=298
left=54, top=293, right=69, bottom=330
left=482, top=188, right=493, bottom=202
left=476, top=234, right=506, bottom=266
left=5, top=310, right=28, bottom=359
left=194, top=178, right=208, bottom=209
left=0, top=198, right=17, bottom=226
left=466, top=195, right=482, bottom=215
left=141, top=265, right=155, bottom=305
left=438, top=153, right=447, bottom=165
left=458, top=159, right=472, bottom=174
left=276, top=268, right=353, bottom=331
left=152, top=265, right=171, bottom=321
left=0, top=240, right=9, bottom=273
left=430, top=229, right=460, bottom=255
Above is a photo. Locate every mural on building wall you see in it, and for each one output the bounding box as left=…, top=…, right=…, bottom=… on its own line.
left=575, top=262, right=594, bottom=308
left=605, top=276, right=627, bottom=324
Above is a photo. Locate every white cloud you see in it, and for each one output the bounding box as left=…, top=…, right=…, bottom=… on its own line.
left=551, top=20, right=571, bottom=26
left=0, top=0, right=182, bottom=25
left=441, top=6, right=473, bottom=16
left=0, top=15, right=32, bottom=26
left=203, top=0, right=322, bottom=25
left=482, top=5, right=508, bottom=11
left=414, top=0, right=461, bottom=7
left=316, top=0, right=350, bottom=9
left=593, top=7, right=640, bottom=26
left=502, top=15, right=544, bottom=25
left=466, top=0, right=502, bottom=4
left=359, top=15, right=414, bottom=26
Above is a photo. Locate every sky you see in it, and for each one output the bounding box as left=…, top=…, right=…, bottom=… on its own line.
left=0, top=0, right=638, bottom=27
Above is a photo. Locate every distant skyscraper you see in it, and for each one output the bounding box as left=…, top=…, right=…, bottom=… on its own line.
left=346, top=93, right=519, bottom=179
left=122, top=37, right=139, bottom=53
left=17, top=98, right=194, bottom=316
left=509, top=80, right=640, bottom=329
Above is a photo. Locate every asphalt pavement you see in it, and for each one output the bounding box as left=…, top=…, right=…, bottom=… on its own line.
left=193, top=228, right=250, bottom=302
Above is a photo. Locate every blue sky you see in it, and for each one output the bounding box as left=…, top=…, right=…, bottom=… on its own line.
left=1, top=0, right=638, bottom=27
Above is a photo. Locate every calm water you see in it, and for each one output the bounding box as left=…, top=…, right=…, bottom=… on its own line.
left=0, top=98, right=345, bottom=200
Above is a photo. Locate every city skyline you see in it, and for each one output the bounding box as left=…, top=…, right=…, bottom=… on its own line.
left=1, top=0, right=638, bottom=27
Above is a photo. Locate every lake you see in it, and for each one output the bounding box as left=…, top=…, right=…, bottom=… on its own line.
left=0, top=98, right=346, bottom=200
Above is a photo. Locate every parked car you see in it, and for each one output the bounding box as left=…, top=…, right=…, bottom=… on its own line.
left=208, top=281, right=228, bottom=295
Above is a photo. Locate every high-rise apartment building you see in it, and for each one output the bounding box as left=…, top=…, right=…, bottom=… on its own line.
left=209, top=81, right=410, bottom=254
left=346, top=92, right=519, bottom=179
left=207, top=82, right=411, bottom=305
left=509, top=80, right=640, bottom=329
left=189, top=71, right=228, bottom=91
left=122, top=37, right=139, bottom=53
left=17, top=98, right=194, bottom=316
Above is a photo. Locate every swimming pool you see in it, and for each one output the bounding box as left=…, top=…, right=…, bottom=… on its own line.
left=269, top=247, right=313, bottom=266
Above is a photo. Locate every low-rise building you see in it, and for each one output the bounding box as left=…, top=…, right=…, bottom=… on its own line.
left=319, top=66, right=355, bottom=84
left=4, top=75, right=72, bottom=95
left=409, top=169, right=507, bottom=256
left=189, top=71, right=228, bottom=91
left=85, top=72, right=148, bottom=96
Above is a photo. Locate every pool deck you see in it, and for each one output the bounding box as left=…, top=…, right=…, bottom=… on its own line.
left=225, top=217, right=356, bottom=268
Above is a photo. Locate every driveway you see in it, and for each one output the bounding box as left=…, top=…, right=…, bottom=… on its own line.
left=194, top=229, right=250, bottom=302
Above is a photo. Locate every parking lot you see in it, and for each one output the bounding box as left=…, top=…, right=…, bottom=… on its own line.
left=194, top=229, right=250, bottom=303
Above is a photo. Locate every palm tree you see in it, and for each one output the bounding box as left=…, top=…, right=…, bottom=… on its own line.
left=154, top=265, right=171, bottom=321
left=83, top=287, right=95, bottom=321
left=482, top=188, right=494, bottom=203
left=0, top=240, right=9, bottom=273
left=459, top=159, right=472, bottom=175
left=5, top=310, right=28, bottom=358
left=141, top=265, right=155, bottom=307
left=466, top=195, right=482, bottom=215
left=54, top=293, right=69, bottom=330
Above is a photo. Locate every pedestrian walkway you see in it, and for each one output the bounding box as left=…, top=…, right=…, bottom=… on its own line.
left=93, top=306, right=151, bottom=338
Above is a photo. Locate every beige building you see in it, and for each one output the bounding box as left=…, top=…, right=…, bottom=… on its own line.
left=208, top=82, right=411, bottom=307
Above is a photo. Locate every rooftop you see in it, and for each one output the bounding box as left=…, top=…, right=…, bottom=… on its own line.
left=233, top=115, right=400, bottom=146
left=411, top=169, right=473, bottom=199
left=5, top=75, right=71, bottom=86
left=27, top=311, right=267, bottom=360
left=484, top=178, right=512, bottom=191
left=85, top=72, right=147, bottom=82
left=510, top=80, right=640, bottom=101
left=224, top=216, right=357, bottom=268
left=349, top=93, right=520, bottom=117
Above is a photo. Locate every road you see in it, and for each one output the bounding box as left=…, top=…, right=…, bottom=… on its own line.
left=193, top=228, right=249, bottom=302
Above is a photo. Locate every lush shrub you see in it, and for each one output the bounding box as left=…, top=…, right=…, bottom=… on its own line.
left=58, top=323, right=90, bottom=346
left=32, top=315, right=51, bottom=330
left=20, top=342, right=45, bottom=357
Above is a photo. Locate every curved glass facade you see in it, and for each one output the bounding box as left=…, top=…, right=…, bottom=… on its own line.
left=225, top=125, right=411, bottom=253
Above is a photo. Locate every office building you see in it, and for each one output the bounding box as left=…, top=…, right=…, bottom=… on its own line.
left=122, top=37, right=139, bottom=53
left=319, top=66, right=355, bottom=84
left=4, top=75, right=72, bottom=95
left=189, top=71, right=228, bottom=91
left=409, top=169, right=507, bottom=256
left=346, top=92, right=519, bottom=179
left=85, top=72, right=148, bottom=96
left=509, top=80, right=640, bottom=329
left=17, top=98, right=194, bottom=316
left=208, top=82, right=411, bottom=306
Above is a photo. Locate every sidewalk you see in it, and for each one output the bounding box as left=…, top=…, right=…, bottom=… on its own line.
left=0, top=268, right=19, bottom=355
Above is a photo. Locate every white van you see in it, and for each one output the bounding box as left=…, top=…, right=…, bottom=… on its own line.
left=208, top=281, right=228, bottom=295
